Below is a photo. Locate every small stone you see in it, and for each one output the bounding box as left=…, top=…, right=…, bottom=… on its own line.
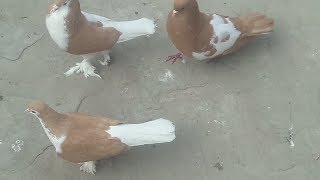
left=214, top=162, right=224, bottom=171
left=206, top=130, right=211, bottom=136
left=0, top=95, right=3, bottom=101
left=135, top=11, right=139, bottom=15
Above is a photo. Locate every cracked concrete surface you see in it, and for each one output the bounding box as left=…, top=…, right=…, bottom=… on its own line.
left=1, top=0, right=320, bottom=179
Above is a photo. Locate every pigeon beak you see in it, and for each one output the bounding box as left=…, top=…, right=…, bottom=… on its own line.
left=172, top=10, right=178, bottom=16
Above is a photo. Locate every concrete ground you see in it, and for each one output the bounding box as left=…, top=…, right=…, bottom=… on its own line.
left=1, top=0, right=320, bottom=179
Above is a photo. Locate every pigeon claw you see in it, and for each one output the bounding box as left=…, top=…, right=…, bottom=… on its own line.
left=165, top=52, right=184, bottom=64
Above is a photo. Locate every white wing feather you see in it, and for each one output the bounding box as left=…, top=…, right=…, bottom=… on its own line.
left=82, top=12, right=155, bottom=43
left=107, top=118, right=176, bottom=147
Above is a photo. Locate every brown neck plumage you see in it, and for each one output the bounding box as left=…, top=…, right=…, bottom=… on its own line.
left=175, top=1, right=202, bottom=34
left=49, top=0, right=84, bottom=38
left=38, top=106, right=67, bottom=132
left=186, top=5, right=202, bottom=33
left=63, top=0, right=84, bottom=38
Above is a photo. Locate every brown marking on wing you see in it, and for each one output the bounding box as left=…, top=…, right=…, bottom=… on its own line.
left=223, top=14, right=274, bottom=55
left=221, top=34, right=230, bottom=42
left=213, top=36, right=219, bottom=44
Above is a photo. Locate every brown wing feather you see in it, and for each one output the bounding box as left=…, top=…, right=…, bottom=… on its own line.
left=60, top=128, right=128, bottom=163
left=67, top=112, right=120, bottom=127
left=63, top=2, right=122, bottom=55
left=220, top=14, right=274, bottom=56
left=230, top=13, right=274, bottom=36
left=67, top=21, right=121, bottom=55
left=58, top=113, right=127, bottom=163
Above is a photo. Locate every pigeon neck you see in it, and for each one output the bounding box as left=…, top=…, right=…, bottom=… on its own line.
left=49, top=0, right=80, bottom=15
left=63, top=0, right=85, bottom=38
left=180, top=7, right=202, bottom=34
left=190, top=9, right=201, bottom=25
left=37, top=108, right=67, bottom=134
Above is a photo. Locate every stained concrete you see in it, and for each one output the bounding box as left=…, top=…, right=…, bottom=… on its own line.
left=1, top=0, right=320, bottom=179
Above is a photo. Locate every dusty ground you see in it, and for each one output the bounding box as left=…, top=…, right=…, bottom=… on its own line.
left=1, top=0, right=320, bottom=179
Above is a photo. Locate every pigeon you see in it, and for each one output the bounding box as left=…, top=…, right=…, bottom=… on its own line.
left=26, top=101, right=175, bottom=174
left=166, top=0, right=274, bottom=63
left=46, top=0, right=156, bottom=78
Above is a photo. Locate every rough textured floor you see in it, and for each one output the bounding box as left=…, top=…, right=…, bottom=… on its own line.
left=1, top=0, right=320, bottom=179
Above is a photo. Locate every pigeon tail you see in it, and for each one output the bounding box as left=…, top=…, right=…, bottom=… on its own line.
left=113, top=18, right=156, bottom=43
left=232, top=13, right=274, bottom=37
left=107, top=118, right=175, bottom=147
left=82, top=12, right=156, bottom=43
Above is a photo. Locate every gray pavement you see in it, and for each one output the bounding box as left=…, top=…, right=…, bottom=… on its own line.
left=1, top=0, right=320, bottom=179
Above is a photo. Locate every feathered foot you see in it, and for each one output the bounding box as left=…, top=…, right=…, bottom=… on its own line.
left=98, top=50, right=111, bottom=66
left=65, top=59, right=101, bottom=78
left=79, top=161, right=97, bottom=175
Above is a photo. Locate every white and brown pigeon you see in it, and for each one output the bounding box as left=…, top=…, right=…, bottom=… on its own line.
left=46, top=0, right=156, bottom=78
left=166, top=0, right=274, bottom=63
left=26, top=101, right=175, bottom=174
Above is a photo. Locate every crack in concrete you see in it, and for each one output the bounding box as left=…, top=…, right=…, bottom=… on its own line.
left=75, top=95, right=89, bottom=112
left=198, top=143, right=209, bottom=180
left=75, top=90, right=106, bottom=112
left=2, top=144, right=53, bottom=176
left=166, top=83, right=209, bottom=95
left=28, top=145, right=53, bottom=167
left=279, top=164, right=296, bottom=172
left=0, top=33, right=45, bottom=61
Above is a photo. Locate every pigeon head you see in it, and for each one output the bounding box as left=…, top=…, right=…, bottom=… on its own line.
left=54, top=0, right=71, bottom=8
left=26, top=101, right=51, bottom=117
left=173, top=0, right=198, bottom=15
